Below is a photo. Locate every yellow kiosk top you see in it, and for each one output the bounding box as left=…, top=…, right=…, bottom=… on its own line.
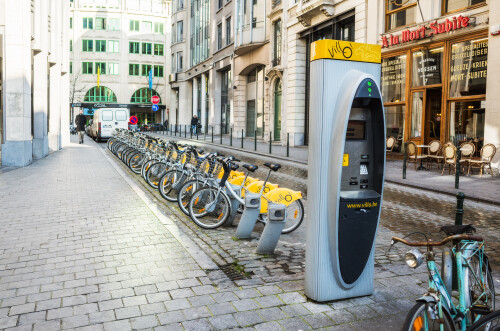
left=310, top=39, right=381, bottom=64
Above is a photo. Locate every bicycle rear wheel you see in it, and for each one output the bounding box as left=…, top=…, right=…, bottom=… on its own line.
left=188, top=187, right=230, bottom=229
left=260, top=199, right=305, bottom=234
left=177, top=179, right=203, bottom=216
left=464, top=254, right=495, bottom=321
left=158, top=170, right=183, bottom=202
left=467, top=310, right=500, bottom=331
left=402, top=302, right=454, bottom=331
left=146, top=162, right=167, bottom=189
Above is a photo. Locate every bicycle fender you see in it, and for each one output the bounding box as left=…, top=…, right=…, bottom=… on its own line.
left=416, top=295, right=437, bottom=304
left=260, top=188, right=302, bottom=213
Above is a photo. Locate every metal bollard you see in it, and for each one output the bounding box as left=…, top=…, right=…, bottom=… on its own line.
left=269, top=132, right=272, bottom=154
left=230, top=128, right=233, bottom=146
left=286, top=133, right=290, bottom=157
left=190, top=127, right=193, bottom=139
left=220, top=130, right=222, bottom=145
left=256, top=203, right=287, bottom=254
left=197, top=130, right=199, bottom=140
left=223, top=184, right=242, bottom=227
left=455, top=192, right=465, bottom=226
left=455, top=147, right=461, bottom=189
left=254, top=131, right=257, bottom=151
left=235, top=193, right=261, bottom=238
left=241, top=129, right=244, bottom=148
left=211, top=127, right=214, bottom=143
left=185, top=125, right=187, bottom=138
left=403, top=142, right=408, bottom=179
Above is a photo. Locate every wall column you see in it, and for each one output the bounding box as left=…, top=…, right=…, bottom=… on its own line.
left=32, top=51, right=48, bottom=159
left=201, top=72, right=207, bottom=134
left=48, top=63, right=61, bottom=152
left=192, top=77, right=198, bottom=118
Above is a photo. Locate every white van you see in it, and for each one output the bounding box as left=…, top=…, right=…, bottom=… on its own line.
left=91, top=108, right=129, bottom=142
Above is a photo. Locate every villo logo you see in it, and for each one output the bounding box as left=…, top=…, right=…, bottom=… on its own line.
left=93, top=103, right=106, bottom=108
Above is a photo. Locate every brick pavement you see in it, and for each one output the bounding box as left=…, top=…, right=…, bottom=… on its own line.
left=0, top=136, right=499, bottom=331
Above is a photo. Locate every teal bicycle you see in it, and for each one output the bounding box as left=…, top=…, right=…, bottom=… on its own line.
left=390, top=225, right=495, bottom=331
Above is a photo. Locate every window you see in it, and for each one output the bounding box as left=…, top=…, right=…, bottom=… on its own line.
left=70, top=62, right=73, bottom=74
left=217, top=23, right=222, bottom=50
left=108, top=63, right=119, bottom=75
left=70, top=17, right=73, bottom=29
left=129, top=64, right=140, bottom=76
left=381, top=55, right=407, bottom=103
left=116, top=110, right=127, bottom=121
left=141, top=43, right=152, bottom=55
left=108, top=40, right=119, bottom=53
left=95, top=40, right=106, bottom=52
left=82, top=62, right=93, bottom=74
left=449, top=39, right=487, bottom=98
left=108, top=18, right=120, bottom=30
left=102, top=110, right=113, bottom=120
left=218, top=0, right=223, bottom=10
left=83, top=17, right=93, bottom=29
left=273, top=19, right=282, bottom=66
left=95, top=62, right=106, bottom=74
left=129, top=20, right=139, bottom=31
left=176, top=51, right=183, bottom=72
left=82, top=39, right=94, bottom=52
left=384, top=105, right=405, bottom=152
left=154, top=43, right=164, bottom=56
left=226, top=17, right=231, bottom=45
left=154, top=65, right=164, bottom=77
left=444, top=0, right=485, bottom=14
left=411, top=47, right=443, bottom=86
left=386, top=0, right=416, bottom=31
left=154, top=22, right=164, bottom=34
left=95, top=17, right=106, bottom=30
left=449, top=100, right=485, bottom=143
left=84, top=86, right=117, bottom=102
left=141, top=64, right=152, bottom=76
left=130, top=88, right=160, bottom=103
left=142, top=21, right=152, bottom=33
left=176, top=21, right=183, bottom=42
left=129, top=42, right=140, bottom=54
left=70, top=40, right=73, bottom=52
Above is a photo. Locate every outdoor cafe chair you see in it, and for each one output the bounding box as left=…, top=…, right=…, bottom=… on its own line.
left=386, top=136, right=395, bottom=154
left=441, top=143, right=457, bottom=176
left=468, top=143, right=496, bottom=177
left=406, top=141, right=427, bottom=170
left=424, top=140, right=443, bottom=170
left=458, top=141, right=475, bottom=174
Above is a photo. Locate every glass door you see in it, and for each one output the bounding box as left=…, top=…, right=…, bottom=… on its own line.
left=425, top=88, right=442, bottom=143
left=410, top=90, right=424, bottom=143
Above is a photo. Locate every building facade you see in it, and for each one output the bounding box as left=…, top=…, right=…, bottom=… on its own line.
left=374, top=0, right=499, bottom=168
left=70, top=0, right=171, bottom=126
left=0, top=0, right=70, bottom=167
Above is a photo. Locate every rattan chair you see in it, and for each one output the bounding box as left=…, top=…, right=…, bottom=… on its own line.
left=468, top=144, right=497, bottom=177
left=386, top=136, right=395, bottom=154
left=424, top=140, right=443, bottom=170
left=458, top=141, right=475, bottom=175
left=441, top=143, right=457, bottom=175
left=406, top=141, right=427, bottom=170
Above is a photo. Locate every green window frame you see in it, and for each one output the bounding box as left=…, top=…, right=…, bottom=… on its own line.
left=129, top=42, right=140, bottom=54
left=108, top=40, right=119, bottom=53
left=82, top=62, right=93, bottom=74
left=129, top=20, right=139, bottom=31
left=141, top=43, right=152, bottom=55
left=154, top=43, right=164, bottom=56
left=70, top=40, right=72, bottom=52
left=95, top=40, right=106, bottom=52
left=70, top=17, right=73, bottom=29
left=108, top=18, right=120, bottom=31
left=83, top=17, right=93, bottom=29
left=84, top=86, right=117, bottom=102
left=95, top=62, right=106, bottom=74
left=130, top=88, right=160, bottom=103
left=141, top=64, right=152, bottom=76
left=142, top=21, right=152, bottom=33
left=129, top=64, right=140, bottom=76
left=70, top=62, right=73, bottom=74
left=95, top=17, right=106, bottom=30
left=154, top=22, right=164, bottom=34
left=154, top=65, right=164, bottom=78
left=82, top=39, right=93, bottom=52
left=108, top=63, right=119, bottom=75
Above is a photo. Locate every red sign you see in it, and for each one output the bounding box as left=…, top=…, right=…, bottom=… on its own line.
left=382, top=15, right=470, bottom=48
left=129, top=116, right=138, bottom=125
left=151, top=96, right=160, bottom=104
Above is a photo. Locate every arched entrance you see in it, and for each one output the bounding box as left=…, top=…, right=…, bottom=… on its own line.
left=273, top=79, right=282, bottom=141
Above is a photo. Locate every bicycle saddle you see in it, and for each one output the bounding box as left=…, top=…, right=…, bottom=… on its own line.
left=231, top=164, right=239, bottom=171
left=440, top=224, right=476, bottom=236
left=242, top=164, right=258, bottom=172
left=263, top=162, right=281, bottom=171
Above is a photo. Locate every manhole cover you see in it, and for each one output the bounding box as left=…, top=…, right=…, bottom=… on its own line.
left=219, top=263, right=253, bottom=281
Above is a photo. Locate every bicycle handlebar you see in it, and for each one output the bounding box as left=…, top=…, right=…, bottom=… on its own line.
left=391, top=234, right=484, bottom=247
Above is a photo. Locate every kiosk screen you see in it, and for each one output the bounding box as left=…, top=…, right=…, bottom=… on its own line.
left=346, top=121, right=365, bottom=140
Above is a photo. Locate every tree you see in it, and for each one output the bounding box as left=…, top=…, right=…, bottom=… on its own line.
left=69, top=70, right=88, bottom=123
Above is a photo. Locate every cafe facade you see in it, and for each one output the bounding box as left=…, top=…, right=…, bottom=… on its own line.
left=377, top=0, right=499, bottom=168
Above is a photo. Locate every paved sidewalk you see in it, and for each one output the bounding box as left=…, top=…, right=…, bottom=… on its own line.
left=0, top=136, right=498, bottom=331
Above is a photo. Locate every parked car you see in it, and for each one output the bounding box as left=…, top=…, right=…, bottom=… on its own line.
left=90, top=108, right=130, bottom=142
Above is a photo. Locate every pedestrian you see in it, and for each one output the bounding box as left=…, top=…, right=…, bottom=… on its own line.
left=75, top=110, right=86, bottom=144
left=191, top=115, right=199, bottom=135
left=163, top=119, right=169, bottom=131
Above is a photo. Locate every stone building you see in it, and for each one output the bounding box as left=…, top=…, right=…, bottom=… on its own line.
left=0, top=0, right=70, bottom=167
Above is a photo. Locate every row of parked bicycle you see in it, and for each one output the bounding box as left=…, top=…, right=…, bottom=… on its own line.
left=106, top=129, right=305, bottom=239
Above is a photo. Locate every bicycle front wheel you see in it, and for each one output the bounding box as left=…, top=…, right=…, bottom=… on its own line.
left=402, top=302, right=455, bottom=331
left=177, top=179, right=203, bottom=216
left=467, top=310, right=500, bottom=331
left=188, top=187, right=231, bottom=229
left=158, top=170, right=183, bottom=202
left=146, top=162, right=167, bottom=189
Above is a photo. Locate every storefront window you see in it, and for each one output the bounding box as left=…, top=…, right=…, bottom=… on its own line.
left=449, top=39, right=487, bottom=98
left=449, top=100, right=485, bottom=146
left=410, top=91, right=423, bottom=138
left=444, top=0, right=485, bottom=14
left=412, top=47, right=443, bottom=86
left=384, top=105, right=405, bottom=152
left=386, top=0, right=416, bottom=31
left=381, top=55, right=406, bottom=103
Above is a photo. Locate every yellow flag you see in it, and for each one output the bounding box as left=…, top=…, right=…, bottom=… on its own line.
left=97, top=65, right=100, bottom=88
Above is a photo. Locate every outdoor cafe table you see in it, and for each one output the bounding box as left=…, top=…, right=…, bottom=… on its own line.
left=416, top=145, right=430, bottom=170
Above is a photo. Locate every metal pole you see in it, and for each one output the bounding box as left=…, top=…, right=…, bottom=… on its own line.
left=286, top=133, right=289, bottom=157
left=455, top=192, right=465, bottom=226
left=190, top=126, right=193, bottom=139
left=455, top=147, right=461, bottom=189
left=184, top=125, right=187, bottom=138
left=402, top=142, right=408, bottom=179
left=230, top=128, right=233, bottom=146
left=269, top=132, right=272, bottom=154
left=254, top=131, right=257, bottom=151
left=211, top=126, right=214, bottom=143
left=197, top=130, right=199, bottom=140
left=220, top=129, right=222, bottom=145
left=241, top=129, right=244, bottom=148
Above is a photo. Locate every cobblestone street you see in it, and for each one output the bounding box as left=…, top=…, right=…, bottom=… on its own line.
left=0, top=136, right=499, bottom=330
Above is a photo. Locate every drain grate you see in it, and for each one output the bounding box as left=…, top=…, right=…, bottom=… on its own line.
left=219, top=263, right=253, bottom=281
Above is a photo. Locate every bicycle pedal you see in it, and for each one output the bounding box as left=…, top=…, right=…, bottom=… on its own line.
left=470, top=304, right=492, bottom=315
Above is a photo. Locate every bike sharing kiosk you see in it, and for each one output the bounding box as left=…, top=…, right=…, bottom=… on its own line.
left=305, top=40, right=385, bottom=302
